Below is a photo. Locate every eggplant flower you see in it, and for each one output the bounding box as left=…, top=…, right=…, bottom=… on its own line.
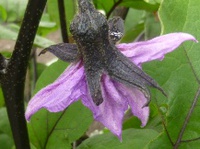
left=25, top=0, right=197, bottom=140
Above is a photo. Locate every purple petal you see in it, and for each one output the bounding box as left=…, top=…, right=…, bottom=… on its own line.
left=116, top=84, right=149, bottom=127
left=117, top=33, right=197, bottom=67
left=25, top=61, right=86, bottom=121
left=81, top=75, right=128, bottom=140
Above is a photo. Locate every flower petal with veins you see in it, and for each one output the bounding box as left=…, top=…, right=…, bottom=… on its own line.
left=81, top=75, right=128, bottom=140
left=25, top=61, right=85, bottom=121
left=117, top=33, right=197, bottom=67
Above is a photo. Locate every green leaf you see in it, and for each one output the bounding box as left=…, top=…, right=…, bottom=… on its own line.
left=0, top=134, right=14, bottom=149
left=39, top=14, right=56, bottom=28
left=34, top=35, right=55, bottom=48
left=77, top=129, right=159, bottom=149
left=33, top=60, right=67, bottom=93
left=0, top=24, right=55, bottom=48
left=121, top=9, right=145, bottom=42
left=123, top=103, right=163, bottom=132
left=123, top=116, right=141, bottom=130
left=28, top=60, right=93, bottom=149
left=121, top=22, right=144, bottom=43
left=0, top=87, right=4, bottom=107
left=93, top=0, right=114, bottom=14
left=93, top=0, right=159, bottom=15
left=120, top=0, right=159, bottom=12
left=0, top=24, right=17, bottom=40
left=140, top=0, right=200, bottom=148
left=0, top=108, right=12, bottom=137
left=37, top=14, right=57, bottom=36
left=144, top=12, right=161, bottom=40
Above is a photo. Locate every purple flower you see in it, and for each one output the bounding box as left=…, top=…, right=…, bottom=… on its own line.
left=25, top=32, right=197, bottom=139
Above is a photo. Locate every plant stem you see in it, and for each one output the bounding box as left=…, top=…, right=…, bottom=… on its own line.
left=0, top=0, right=47, bottom=148
left=106, top=0, right=123, bottom=19
left=58, top=0, right=69, bottom=43
left=174, top=87, right=200, bottom=149
left=113, top=6, right=129, bottom=20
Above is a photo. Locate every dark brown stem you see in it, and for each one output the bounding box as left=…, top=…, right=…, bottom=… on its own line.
left=107, top=0, right=123, bottom=19
left=58, top=0, right=69, bottom=43
left=0, top=0, right=47, bottom=148
left=113, top=6, right=129, bottom=20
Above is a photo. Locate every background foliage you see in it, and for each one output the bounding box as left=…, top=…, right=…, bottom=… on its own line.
left=0, top=0, right=200, bottom=148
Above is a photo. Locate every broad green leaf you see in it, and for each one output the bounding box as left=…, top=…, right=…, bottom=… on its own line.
left=0, top=134, right=14, bottom=149
left=0, top=24, right=55, bottom=48
left=39, top=14, right=56, bottom=28
left=34, top=35, right=55, bottom=48
left=123, top=116, right=141, bottom=130
left=123, top=103, right=163, bottom=132
left=93, top=0, right=159, bottom=15
left=37, top=14, right=57, bottom=36
left=77, top=129, right=159, bottom=149
left=0, top=24, right=16, bottom=40
left=124, top=9, right=145, bottom=32
left=0, top=88, right=4, bottom=107
left=0, top=108, right=12, bottom=137
left=93, top=0, right=114, bottom=14
left=139, top=0, right=200, bottom=148
left=144, top=12, right=161, bottom=40
left=33, top=60, right=67, bottom=93
left=39, top=21, right=56, bottom=28
left=121, top=9, right=145, bottom=42
left=120, top=0, right=159, bottom=12
left=28, top=102, right=91, bottom=149
left=28, top=60, right=93, bottom=149
left=121, top=22, right=144, bottom=43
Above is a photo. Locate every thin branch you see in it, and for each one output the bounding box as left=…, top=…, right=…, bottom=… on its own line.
left=161, top=115, right=174, bottom=146
left=181, top=136, right=200, bottom=143
left=184, top=48, right=200, bottom=83
left=113, top=6, right=129, bottom=20
left=172, top=47, right=200, bottom=148
left=44, top=109, right=67, bottom=148
left=134, top=31, right=145, bottom=42
left=155, top=98, right=174, bottom=146
left=173, top=87, right=200, bottom=149
left=0, top=0, right=47, bottom=148
left=58, top=0, right=69, bottom=43
left=107, top=0, right=123, bottom=19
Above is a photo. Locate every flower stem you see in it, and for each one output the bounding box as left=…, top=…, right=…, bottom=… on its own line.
left=0, top=0, right=47, bottom=148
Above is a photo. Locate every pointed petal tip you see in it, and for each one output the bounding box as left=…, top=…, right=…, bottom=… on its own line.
left=141, top=122, right=147, bottom=128
left=118, top=32, right=198, bottom=66
left=176, top=32, right=198, bottom=42
left=113, top=129, right=122, bottom=141
left=25, top=116, right=30, bottom=123
left=25, top=107, right=34, bottom=122
left=118, top=134, right=122, bottom=142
